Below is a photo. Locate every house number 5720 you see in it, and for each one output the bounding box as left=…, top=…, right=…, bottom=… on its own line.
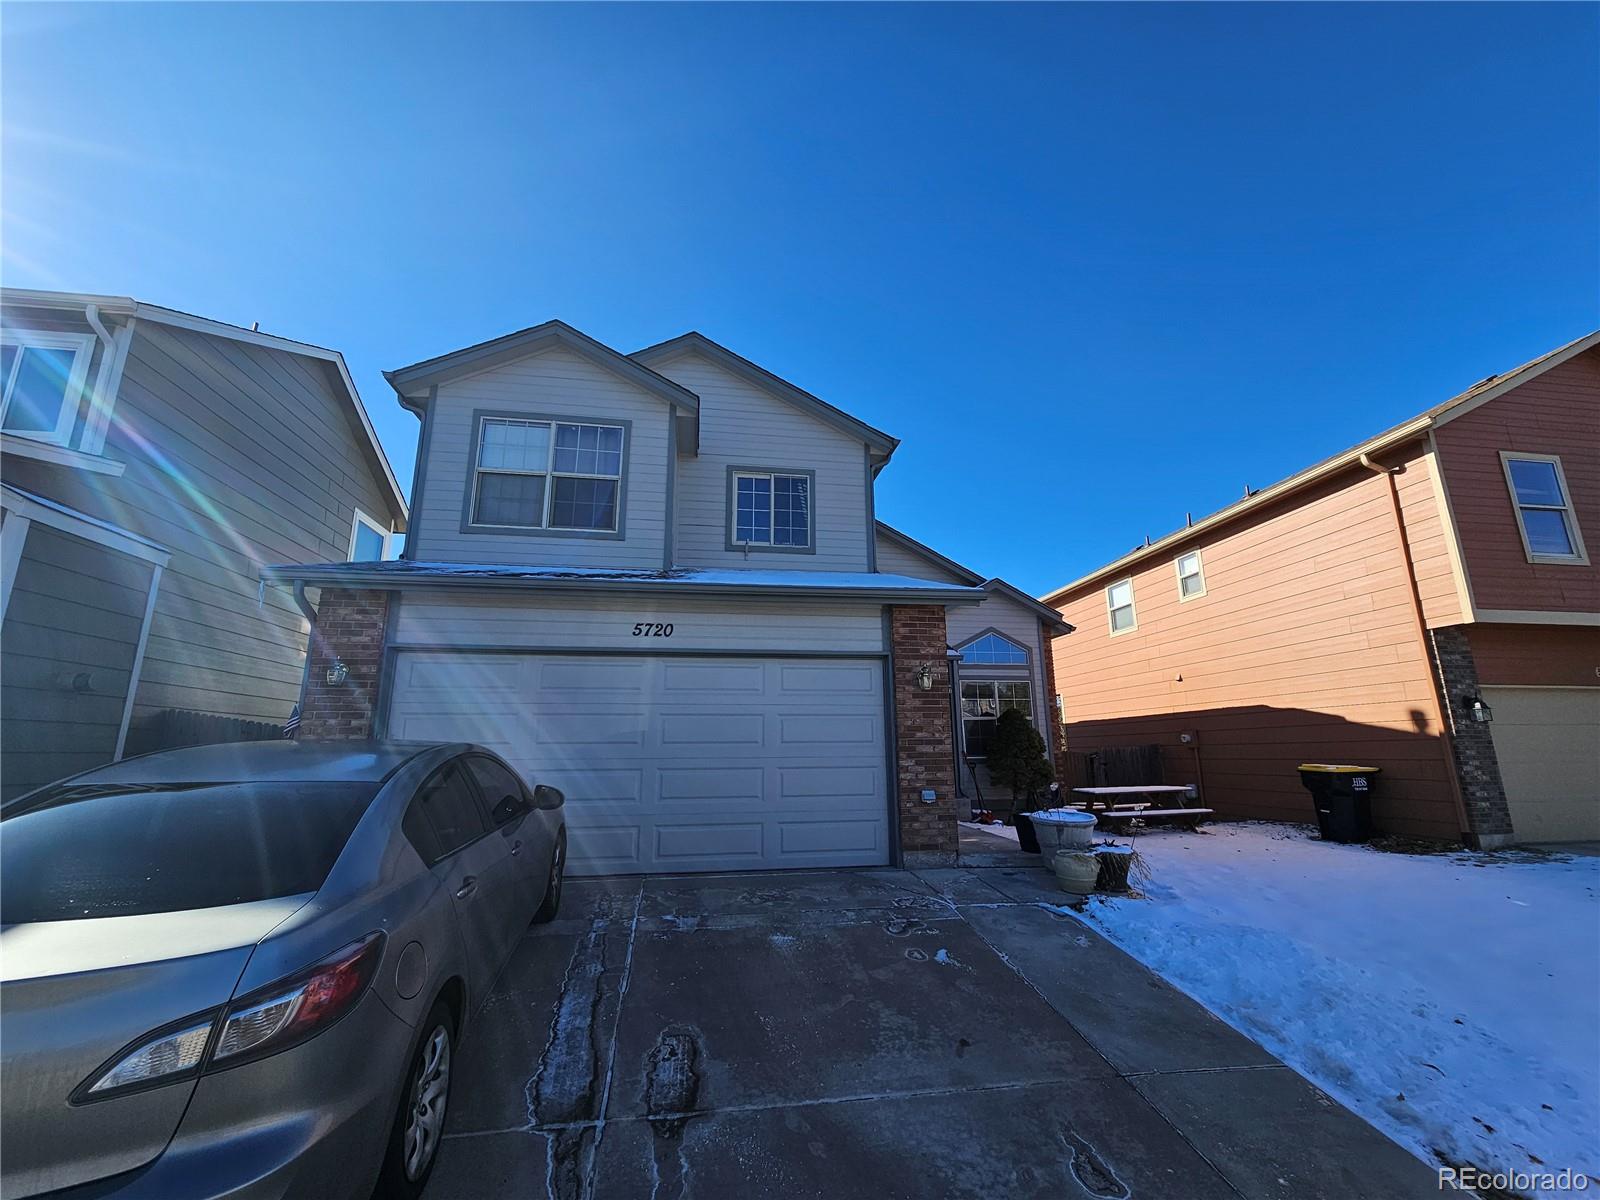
left=631, top=622, right=674, bottom=637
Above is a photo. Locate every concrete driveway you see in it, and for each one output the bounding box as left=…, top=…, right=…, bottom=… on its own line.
left=425, top=866, right=1442, bottom=1199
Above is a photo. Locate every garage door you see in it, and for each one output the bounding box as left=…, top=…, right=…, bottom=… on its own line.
left=1482, top=686, right=1600, bottom=843
left=386, top=652, right=890, bottom=875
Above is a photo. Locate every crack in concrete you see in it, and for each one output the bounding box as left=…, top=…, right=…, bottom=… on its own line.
left=644, top=1029, right=703, bottom=1200
left=1062, top=1129, right=1131, bottom=1198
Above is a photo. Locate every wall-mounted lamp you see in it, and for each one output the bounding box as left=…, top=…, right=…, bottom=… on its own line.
left=326, top=659, right=349, bottom=687
left=1465, top=695, right=1494, bottom=724
left=915, top=663, right=935, bottom=692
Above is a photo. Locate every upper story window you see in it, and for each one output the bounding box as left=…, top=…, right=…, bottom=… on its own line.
left=1106, top=578, right=1137, bottom=634
left=1175, top=550, right=1206, bottom=600
left=1502, top=453, right=1587, bottom=564
left=468, top=415, right=625, bottom=534
left=960, top=631, right=1029, bottom=665
left=349, top=509, right=389, bottom=561
left=0, top=330, right=96, bottom=447
left=730, top=468, right=813, bottom=551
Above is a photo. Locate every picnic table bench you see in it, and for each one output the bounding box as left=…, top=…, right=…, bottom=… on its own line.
left=1070, top=786, right=1212, bottom=831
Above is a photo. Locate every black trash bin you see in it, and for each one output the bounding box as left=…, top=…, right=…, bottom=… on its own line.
left=1298, top=764, right=1380, bottom=843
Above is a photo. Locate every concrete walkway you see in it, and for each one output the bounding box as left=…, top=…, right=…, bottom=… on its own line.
left=424, top=866, right=1444, bottom=1199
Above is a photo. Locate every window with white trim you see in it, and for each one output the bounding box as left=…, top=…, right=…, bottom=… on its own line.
left=959, top=632, right=1028, bottom=665
left=0, top=330, right=96, bottom=447
left=732, top=470, right=811, bottom=548
left=349, top=509, right=389, bottom=561
left=1175, top=550, right=1205, bottom=600
left=470, top=417, right=623, bottom=532
left=1106, top=578, right=1137, bottom=634
left=1502, top=453, right=1587, bottom=563
left=960, top=680, right=1033, bottom=758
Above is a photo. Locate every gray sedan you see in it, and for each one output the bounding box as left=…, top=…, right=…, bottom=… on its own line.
left=0, top=740, right=566, bottom=1200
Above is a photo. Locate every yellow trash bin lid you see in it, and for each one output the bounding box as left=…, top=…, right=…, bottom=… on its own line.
left=1297, top=763, right=1381, bottom=774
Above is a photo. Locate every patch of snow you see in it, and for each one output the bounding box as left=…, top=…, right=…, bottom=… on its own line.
left=932, top=947, right=967, bottom=969
left=1064, top=822, right=1599, bottom=1194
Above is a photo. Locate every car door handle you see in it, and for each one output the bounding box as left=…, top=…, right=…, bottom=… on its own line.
left=510, top=840, right=522, bottom=857
left=455, top=876, right=479, bottom=900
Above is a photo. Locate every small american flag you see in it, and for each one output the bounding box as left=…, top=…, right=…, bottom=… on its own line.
left=282, top=704, right=301, bottom=738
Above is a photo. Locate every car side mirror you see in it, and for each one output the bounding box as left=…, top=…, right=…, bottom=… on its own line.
left=533, top=784, right=564, bottom=810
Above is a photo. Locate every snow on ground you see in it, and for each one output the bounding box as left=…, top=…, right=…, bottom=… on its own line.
left=1066, top=822, right=1600, bottom=1195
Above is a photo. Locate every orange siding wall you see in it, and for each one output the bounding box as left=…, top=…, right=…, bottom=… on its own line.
left=1051, top=440, right=1462, bottom=840
left=1466, top=624, right=1600, bottom=688
left=1434, top=349, right=1600, bottom=615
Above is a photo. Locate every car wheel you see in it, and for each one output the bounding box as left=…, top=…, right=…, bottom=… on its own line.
left=532, top=834, right=565, bottom=924
left=375, top=1000, right=454, bottom=1199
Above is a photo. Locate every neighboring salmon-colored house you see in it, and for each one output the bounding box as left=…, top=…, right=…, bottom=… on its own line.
left=1042, top=332, right=1600, bottom=847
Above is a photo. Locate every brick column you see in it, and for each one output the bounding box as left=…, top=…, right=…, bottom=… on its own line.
left=1428, top=626, right=1515, bottom=848
left=890, top=605, right=958, bottom=868
left=299, top=588, right=392, bottom=741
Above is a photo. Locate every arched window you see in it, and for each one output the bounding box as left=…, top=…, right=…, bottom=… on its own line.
left=958, top=632, right=1028, bottom=665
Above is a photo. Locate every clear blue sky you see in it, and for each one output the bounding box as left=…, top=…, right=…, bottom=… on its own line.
left=3, top=3, right=1595, bottom=593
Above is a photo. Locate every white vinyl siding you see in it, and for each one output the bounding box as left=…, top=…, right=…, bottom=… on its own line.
left=647, top=352, right=872, bottom=571
left=410, top=344, right=670, bottom=568
left=873, top=534, right=969, bottom=584
left=392, top=591, right=886, bottom=654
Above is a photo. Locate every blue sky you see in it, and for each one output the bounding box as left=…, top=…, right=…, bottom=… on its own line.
left=3, top=3, right=1595, bottom=593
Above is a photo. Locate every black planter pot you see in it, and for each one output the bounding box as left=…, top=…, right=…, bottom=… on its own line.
left=1011, top=813, right=1040, bottom=854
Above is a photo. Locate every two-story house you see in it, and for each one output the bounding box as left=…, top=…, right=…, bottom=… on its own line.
left=1042, top=331, right=1600, bottom=847
left=0, top=289, right=407, bottom=799
left=266, top=321, right=1069, bottom=875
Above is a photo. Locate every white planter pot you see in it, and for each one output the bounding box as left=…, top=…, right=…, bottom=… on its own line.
left=1027, top=810, right=1097, bottom=861
left=1053, top=851, right=1101, bottom=896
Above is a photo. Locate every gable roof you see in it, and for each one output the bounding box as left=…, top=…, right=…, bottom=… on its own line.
left=632, top=331, right=900, bottom=461
left=0, top=288, right=407, bottom=527
left=876, top=522, right=1074, bottom=634
left=384, top=319, right=700, bottom=417
left=1040, top=329, right=1600, bottom=605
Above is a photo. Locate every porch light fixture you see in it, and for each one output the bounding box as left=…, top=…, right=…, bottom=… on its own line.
left=915, top=663, right=935, bottom=692
left=1465, top=695, right=1494, bottom=724
left=326, top=659, right=349, bottom=687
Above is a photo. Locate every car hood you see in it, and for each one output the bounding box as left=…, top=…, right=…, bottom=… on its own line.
left=0, top=896, right=313, bottom=1197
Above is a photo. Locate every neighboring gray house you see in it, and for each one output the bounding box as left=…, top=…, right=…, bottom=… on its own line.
left=267, top=321, right=1070, bottom=876
left=0, top=289, right=407, bottom=798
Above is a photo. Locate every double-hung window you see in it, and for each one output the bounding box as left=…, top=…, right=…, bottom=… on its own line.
left=0, top=330, right=96, bottom=447
left=470, top=416, right=624, bottom=533
left=1106, top=578, right=1137, bottom=634
left=731, top=469, right=812, bottom=549
left=1175, top=551, right=1205, bottom=600
left=960, top=680, right=1034, bottom=758
left=1501, top=453, right=1587, bottom=564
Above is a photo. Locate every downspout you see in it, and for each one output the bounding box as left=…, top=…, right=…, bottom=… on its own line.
left=1359, top=452, right=1473, bottom=840
left=84, top=304, right=118, bottom=439
left=291, top=581, right=320, bottom=721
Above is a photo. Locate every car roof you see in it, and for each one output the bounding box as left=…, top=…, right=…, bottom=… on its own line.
left=55, top=740, right=472, bottom=787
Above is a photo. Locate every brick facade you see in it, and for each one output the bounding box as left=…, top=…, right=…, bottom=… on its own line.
left=298, top=588, right=392, bottom=741
left=1428, top=626, right=1515, bottom=848
left=890, top=605, right=959, bottom=867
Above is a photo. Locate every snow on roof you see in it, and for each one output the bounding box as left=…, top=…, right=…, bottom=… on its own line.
left=260, top=558, right=988, bottom=604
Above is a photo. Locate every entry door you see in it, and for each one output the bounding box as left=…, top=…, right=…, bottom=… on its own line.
left=388, top=653, right=889, bottom=876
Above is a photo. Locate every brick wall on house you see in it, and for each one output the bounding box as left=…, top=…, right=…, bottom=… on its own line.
left=299, top=588, right=391, bottom=740
left=1428, top=626, right=1514, bottom=846
left=890, top=605, right=958, bottom=866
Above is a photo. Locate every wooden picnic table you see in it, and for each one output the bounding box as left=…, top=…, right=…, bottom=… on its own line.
left=1070, top=786, right=1212, bottom=832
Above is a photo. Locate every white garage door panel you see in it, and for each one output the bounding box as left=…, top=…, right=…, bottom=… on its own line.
left=388, top=651, right=889, bottom=875
left=1484, top=687, right=1600, bottom=843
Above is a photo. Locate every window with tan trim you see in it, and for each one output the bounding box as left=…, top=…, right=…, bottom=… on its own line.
left=1501, top=452, right=1587, bottom=565
left=1106, top=578, right=1137, bottom=634
left=1175, top=550, right=1206, bottom=600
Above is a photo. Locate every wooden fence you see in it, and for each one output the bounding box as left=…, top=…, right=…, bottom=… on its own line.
left=1063, top=744, right=1165, bottom=789
left=123, top=708, right=284, bottom=757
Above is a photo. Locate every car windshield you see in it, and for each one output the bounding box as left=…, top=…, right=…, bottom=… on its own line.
left=0, top=781, right=379, bottom=922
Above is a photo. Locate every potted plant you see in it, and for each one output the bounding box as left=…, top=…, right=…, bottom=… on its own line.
left=988, top=709, right=1055, bottom=855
